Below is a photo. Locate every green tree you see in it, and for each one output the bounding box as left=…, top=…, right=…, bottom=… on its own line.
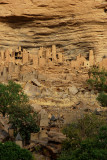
left=0, top=141, right=34, bottom=160
left=87, top=67, right=107, bottom=107
left=0, top=81, right=28, bottom=116
left=62, top=114, right=106, bottom=150
left=0, top=81, right=40, bottom=141
left=58, top=126, right=107, bottom=160
left=9, top=104, right=40, bottom=141
left=58, top=114, right=107, bottom=160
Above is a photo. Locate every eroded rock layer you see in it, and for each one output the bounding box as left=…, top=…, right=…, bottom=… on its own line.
left=0, top=0, right=107, bottom=61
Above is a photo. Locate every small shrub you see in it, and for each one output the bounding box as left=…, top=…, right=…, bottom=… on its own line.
left=34, top=145, right=41, bottom=153
left=87, top=67, right=107, bottom=91
left=97, top=92, right=107, bottom=107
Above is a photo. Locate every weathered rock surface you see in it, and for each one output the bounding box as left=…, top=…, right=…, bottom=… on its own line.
left=0, top=0, right=107, bottom=61
left=0, top=116, right=9, bottom=142
left=48, top=131, right=66, bottom=143
left=31, top=104, right=42, bottom=112
left=29, top=129, right=66, bottom=159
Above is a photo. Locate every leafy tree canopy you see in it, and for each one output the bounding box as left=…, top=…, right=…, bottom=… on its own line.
left=0, top=141, right=34, bottom=160
left=87, top=67, right=107, bottom=107
left=9, top=104, right=40, bottom=141
left=0, top=81, right=28, bottom=116
left=0, top=81, right=40, bottom=141
left=58, top=114, right=107, bottom=160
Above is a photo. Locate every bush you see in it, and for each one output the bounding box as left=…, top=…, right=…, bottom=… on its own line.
left=87, top=67, right=107, bottom=107
left=58, top=114, right=107, bottom=160
left=97, top=92, right=107, bottom=107
left=0, top=141, right=34, bottom=160
left=87, top=67, right=107, bottom=91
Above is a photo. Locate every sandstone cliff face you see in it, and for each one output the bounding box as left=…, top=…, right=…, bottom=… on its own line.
left=0, top=0, right=107, bottom=61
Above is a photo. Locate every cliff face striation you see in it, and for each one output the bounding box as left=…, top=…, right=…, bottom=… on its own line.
left=0, top=0, right=107, bottom=61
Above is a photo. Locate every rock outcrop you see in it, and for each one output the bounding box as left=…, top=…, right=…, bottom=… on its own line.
left=0, top=0, right=107, bottom=61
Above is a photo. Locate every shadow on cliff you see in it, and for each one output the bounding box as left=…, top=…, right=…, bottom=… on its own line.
left=0, top=14, right=68, bottom=29
left=0, top=15, right=35, bottom=29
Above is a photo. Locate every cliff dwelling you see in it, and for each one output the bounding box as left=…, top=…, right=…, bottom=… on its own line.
left=0, top=1, right=107, bottom=160
left=0, top=45, right=107, bottom=82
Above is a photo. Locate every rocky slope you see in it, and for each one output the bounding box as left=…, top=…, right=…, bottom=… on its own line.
left=0, top=0, right=107, bottom=61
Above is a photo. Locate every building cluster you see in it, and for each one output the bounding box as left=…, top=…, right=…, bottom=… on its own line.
left=0, top=45, right=63, bottom=66
left=71, top=50, right=107, bottom=70
left=0, top=45, right=64, bottom=81
left=0, top=45, right=107, bottom=82
left=71, top=50, right=94, bottom=69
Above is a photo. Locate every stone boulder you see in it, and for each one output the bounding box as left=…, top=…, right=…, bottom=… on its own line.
left=31, top=104, right=42, bottom=113
left=24, top=82, right=41, bottom=97
left=69, top=85, right=78, bottom=95
left=47, top=131, right=66, bottom=143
